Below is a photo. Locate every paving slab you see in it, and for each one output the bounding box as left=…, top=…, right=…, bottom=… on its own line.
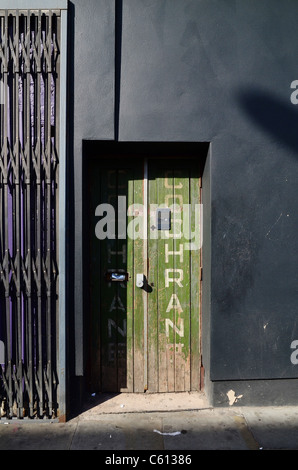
left=238, top=406, right=298, bottom=450
left=80, top=391, right=210, bottom=416
left=161, top=409, right=254, bottom=450
left=71, top=413, right=164, bottom=450
left=0, top=420, right=76, bottom=450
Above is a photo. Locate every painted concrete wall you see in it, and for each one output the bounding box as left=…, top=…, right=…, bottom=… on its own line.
left=70, top=0, right=298, bottom=404
left=69, top=0, right=115, bottom=376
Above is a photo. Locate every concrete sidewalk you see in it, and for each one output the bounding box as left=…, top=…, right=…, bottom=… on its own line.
left=1, top=392, right=298, bottom=450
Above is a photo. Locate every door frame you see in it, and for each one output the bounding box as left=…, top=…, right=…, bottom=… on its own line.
left=82, top=141, right=209, bottom=396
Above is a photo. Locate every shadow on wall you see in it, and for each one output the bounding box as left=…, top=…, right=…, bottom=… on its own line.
left=237, top=87, right=298, bottom=155
left=214, top=88, right=298, bottom=315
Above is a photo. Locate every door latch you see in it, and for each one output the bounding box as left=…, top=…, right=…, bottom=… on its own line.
left=136, top=273, right=145, bottom=288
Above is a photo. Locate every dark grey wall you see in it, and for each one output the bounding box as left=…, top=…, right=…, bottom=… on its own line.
left=70, top=0, right=115, bottom=375
left=70, top=0, right=298, bottom=393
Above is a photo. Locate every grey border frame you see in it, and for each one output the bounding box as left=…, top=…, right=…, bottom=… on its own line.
left=58, top=5, right=68, bottom=422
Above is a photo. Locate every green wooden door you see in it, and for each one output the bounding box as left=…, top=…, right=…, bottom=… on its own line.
left=147, top=160, right=201, bottom=392
left=88, top=158, right=201, bottom=393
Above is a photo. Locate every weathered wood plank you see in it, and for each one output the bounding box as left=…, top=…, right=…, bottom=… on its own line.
left=132, top=164, right=145, bottom=392
left=173, top=168, right=191, bottom=391
left=147, top=160, right=159, bottom=392
left=100, top=169, right=118, bottom=392
left=126, top=172, right=134, bottom=392
left=88, top=161, right=101, bottom=392
left=158, top=166, right=175, bottom=392
left=117, top=169, right=130, bottom=391
left=190, top=166, right=201, bottom=390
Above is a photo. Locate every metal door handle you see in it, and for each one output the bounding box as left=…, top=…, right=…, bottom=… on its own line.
left=105, top=272, right=129, bottom=282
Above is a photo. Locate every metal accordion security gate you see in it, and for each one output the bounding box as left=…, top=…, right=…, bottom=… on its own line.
left=0, top=7, right=64, bottom=420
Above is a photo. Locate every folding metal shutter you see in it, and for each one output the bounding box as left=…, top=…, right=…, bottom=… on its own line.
left=0, top=9, right=60, bottom=419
